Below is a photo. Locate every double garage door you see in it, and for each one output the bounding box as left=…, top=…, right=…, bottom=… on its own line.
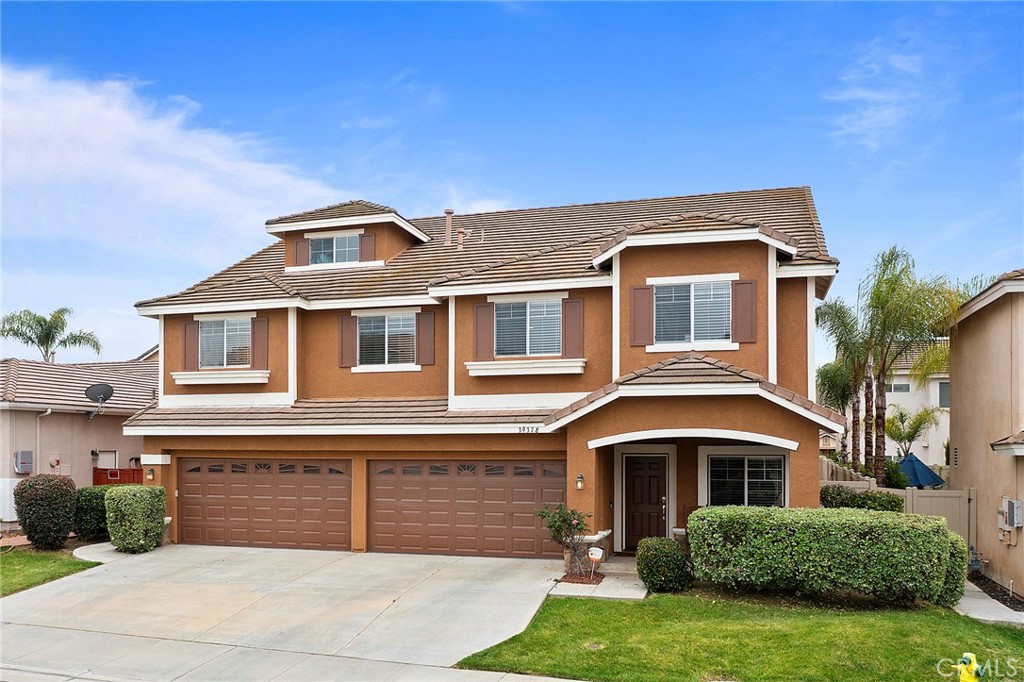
left=179, top=458, right=565, bottom=557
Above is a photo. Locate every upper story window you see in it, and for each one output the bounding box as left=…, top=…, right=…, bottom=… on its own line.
left=939, top=381, right=950, bottom=408
left=885, top=383, right=911, bottom=394
left=495, top=299, right=562, bottom=356
left=310, top=234, right=359, bottom=265
left=654, top=282, right=731, bottom=344
left=199, top=319, right=251, bottom=368
left=358, top=313, right=415, bottom=365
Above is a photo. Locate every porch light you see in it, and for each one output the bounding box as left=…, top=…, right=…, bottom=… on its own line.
left=145, top=468, right=155, bottom=481
left=575, top=473, right=584, bottom=490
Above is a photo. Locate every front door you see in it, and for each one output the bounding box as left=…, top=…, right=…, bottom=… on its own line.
left=624, top=456, right=667, bottom=551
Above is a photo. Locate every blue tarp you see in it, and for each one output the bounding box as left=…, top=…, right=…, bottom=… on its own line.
left=898, top=453, right=945, bottom=488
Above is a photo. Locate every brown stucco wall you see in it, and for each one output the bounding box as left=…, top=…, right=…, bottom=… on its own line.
left=454, top=288, right=614, bottom=395
left=284, top=223, right=416, bottom=267
left=299, top=305, right=448, bottom=399
left=618, top=241, right=770, bottom=378
left=949, top=290, right=1024, bottom=597
left=163, top=309, right=289, bottom=395
left=776, top=277, right=809, bottom=397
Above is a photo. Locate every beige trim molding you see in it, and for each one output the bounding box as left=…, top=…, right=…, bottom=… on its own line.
left=171, top=370, right=270, bottom=385
left=465, top=358, right=586, bottom=376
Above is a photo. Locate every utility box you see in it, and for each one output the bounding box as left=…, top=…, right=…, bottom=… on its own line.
left=14, top=451, right=33, bottom=475
left=998, top=497, right=1023, bottom=530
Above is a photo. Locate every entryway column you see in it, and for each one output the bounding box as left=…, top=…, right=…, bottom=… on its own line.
left=350, top=457, right=368, bottom=552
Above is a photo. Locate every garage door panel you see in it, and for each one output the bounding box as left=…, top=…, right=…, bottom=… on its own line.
left=179, top=458, right=350, bottom=550
left=370, top=459, right=565, bottom=558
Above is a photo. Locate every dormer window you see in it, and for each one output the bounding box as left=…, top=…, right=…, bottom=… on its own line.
left=310, top=234, right=360, bottom=265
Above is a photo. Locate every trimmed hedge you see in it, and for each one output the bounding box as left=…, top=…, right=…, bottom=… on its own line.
left=106, top=486, right=166, bottom=554
left=74, top=485, right=115, bottom=541
left=13, top=474, right=76, bottom=549
left=636, top=537, right=693, bottom=592
left=820, top=484, right=905, bottom=512
left=688, top=506, right=966, bottom=606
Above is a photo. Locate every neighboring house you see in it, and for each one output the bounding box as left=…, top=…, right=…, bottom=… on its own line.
left=883, top=340, right=950, bottom=466
left=949, top=268, right=1024, bottom=598
left=125, top=186, right=845, bottom=557
left=0, top=357, right=158, bottom=521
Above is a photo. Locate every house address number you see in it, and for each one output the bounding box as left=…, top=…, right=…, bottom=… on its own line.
left=518, top=426, right=540, bottom=433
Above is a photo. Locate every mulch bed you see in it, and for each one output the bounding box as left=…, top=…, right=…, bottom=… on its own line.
left=969, top=574, right=1024, bottom=612
left=559, top=572, right=605, bottom=585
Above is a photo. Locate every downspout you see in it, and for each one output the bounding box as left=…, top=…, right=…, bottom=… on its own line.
left=35, top=408, right=52, bottom=475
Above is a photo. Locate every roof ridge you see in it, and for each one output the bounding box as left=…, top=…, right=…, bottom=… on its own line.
left=1, top=358, right=19, bottom=402
left=266, top=199, right=398, bottom=225
left=263, top=272, right=303, bottom=297
left=135, top=242, right=283, bottom=307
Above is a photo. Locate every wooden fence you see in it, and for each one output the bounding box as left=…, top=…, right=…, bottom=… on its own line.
left=93, top=468, right=144, bottom=486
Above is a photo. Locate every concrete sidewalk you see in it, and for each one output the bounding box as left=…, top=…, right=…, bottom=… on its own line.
left=955, top=582, right=1024, bottom=627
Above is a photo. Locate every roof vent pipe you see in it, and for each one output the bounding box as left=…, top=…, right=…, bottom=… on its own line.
left=444, top=209, right=454, bottom=246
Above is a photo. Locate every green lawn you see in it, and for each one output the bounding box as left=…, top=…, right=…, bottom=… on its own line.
left=459, top=592, right=1024, bottom=682
left=0, top=547, right=100, bottom=597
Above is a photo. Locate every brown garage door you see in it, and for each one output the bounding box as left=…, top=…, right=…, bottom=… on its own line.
left=369, top=460, right=566, bottom=557
left=179, top=458, right=350, bottom=550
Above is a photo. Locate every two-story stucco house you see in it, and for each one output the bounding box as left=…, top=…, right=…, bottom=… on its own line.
left=125, top=186, right=844, bottom=557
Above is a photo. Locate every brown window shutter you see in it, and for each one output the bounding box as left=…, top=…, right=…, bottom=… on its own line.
left=294, top=238, right=309, bottom=267
left=473, top=303, right=495, bottom=361
left=561, top=298, right=585, bottom=358
left=415, top=311, right=435, bottom=365
left=630, top=286, right=654, bottom=346
left=731, top=279, right=757, bottom=343
left=183, top=321, right=199, bottom=371
left=359, top=233, right=376, bottom=262
left=339, top=315, right=358, bottom=368
left=250, top=317, right=269, bottom=370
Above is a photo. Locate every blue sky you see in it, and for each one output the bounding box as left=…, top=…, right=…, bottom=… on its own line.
left=2, top=2, right=1021, bottom=363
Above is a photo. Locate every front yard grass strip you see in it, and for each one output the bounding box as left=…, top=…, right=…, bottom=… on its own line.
left=459, top=592, right=1024, bottom=682
left=0, top=547, right=99, bottom=596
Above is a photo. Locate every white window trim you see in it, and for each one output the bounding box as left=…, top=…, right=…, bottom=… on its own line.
left=193, top=311, right=256, bottom=321
left=302, top=227, right=364, bottom=239
left=284, top=260, right=384, bottom=273
left=493, top=298, right=563, bottom=358
left=171, top=370, right=270, bottom=385
left=351, top=306, right=421, bottom=317
left=465, top=358, right=586, bottom=376
left=646, top=341, right=739, bottom=353
left=697, top=445, right=790, bottom=507
left=351, top=363, right=422, bottom=374
left=651, top=280, right=734, bottom=348
left=613, top=444, right=677, bottom=553
left=487, top=291, right=569, bottom=303
left=197, top=318, right=253, bottom=370
left=646, top=273, right=740, bottom=286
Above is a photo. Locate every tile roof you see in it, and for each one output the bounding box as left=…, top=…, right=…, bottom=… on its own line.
left=544, top=353, right=845, bottom=427
left=0, top=358, right=158, bottom=412
left=997, top=268, right=1024, bottom=282
left=123, top=397, right=549, bottom=429
left=265, top=199, right=398, bottom=226
left=893, top=339, right=949, bottom=372
left=138, top=186, right=835, bottom=309
left=991, top=429, right=1024, bottom=447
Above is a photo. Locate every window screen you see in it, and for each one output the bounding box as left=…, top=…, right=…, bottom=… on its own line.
left=494, top=300, right=561, bottom=356
left=655, top=282, right=732, bottom=344
left=709, top=456, right=784, bottom=507
left=654, top=285, right=691, bottom=343
left=692, top=282, right=731, bottom=341
left=358, top=314, right=416, bottom=365
left=199, top=319, right=250, bottom=368
left=939, top=381, right=950, bottom=408
left=309, top=234, right=359, bottom=264
left=886, top=383, right=911, bottom=393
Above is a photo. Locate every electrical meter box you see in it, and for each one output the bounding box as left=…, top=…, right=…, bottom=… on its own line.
left=999, top=497, right=1023, bottom=530
left=14, top=451, right=33, bottom=475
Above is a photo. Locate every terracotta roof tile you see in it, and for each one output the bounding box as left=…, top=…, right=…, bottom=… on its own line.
left=0, top=358, right=157, bottom=412
left=991, top=429, right=1024, bottom=447
left=997, top=268, right=1024, bottom=282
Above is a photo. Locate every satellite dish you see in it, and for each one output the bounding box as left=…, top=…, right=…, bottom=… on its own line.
left=85, top=383, right=114, bottom=404
left=85, top=383, right=114, bottom=421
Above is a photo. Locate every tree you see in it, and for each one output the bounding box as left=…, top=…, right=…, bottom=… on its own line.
left=0, top=308, right=101, bottom=362
left=816, top=361, right=854, bottom=463
left=816, top=299, right=870, bottom=472
left=885, top=405, right=942, bottom=459
left=860, top=248, right=959, bottom=484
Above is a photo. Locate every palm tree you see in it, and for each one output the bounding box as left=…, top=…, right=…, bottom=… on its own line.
left=885, top=405, right=942, bottom=459
left=816, top=299, right=869, bottom=472
left=816, top=361, right=855, bottom=463
left=860, top=248, right=959, bottom=484
left=0, top=308, right=101, bottom=362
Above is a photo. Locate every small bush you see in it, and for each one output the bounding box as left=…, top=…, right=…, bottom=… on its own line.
left=74, top=485, right=115, bottom=541
left=882, top=460, right=909, bottom=490
left=536, top=503, right=591, bottom=574
left=106, top=485, right=166, bottom=554
left=13, top=475, right=76, bottom=549
left=636, top=537, right=693, bottom=592
left=688, top=506, right=958, bottom=605
left=820, top=484, right=904, bottom=512
left=938, top=532, right=968, bottom=607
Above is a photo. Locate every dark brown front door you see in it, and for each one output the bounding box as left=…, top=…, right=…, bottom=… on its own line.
left=624, top=456, right=667, bottom=550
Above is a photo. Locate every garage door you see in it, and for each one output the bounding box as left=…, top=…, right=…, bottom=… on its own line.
left=179, top=458, right=350, bottom=550
left=369, top=460, right=565, bottom=557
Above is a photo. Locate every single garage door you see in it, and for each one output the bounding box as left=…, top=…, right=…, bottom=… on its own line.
left=179, top=458, right=351, bottom=550
left=369, top=460, right=566, bottom=557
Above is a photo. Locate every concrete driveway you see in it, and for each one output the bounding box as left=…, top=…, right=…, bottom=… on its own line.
left=1, top=545, right=567, bottom=681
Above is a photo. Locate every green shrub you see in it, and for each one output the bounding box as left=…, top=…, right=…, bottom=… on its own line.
left=820, top=484, right=904, bottom=512
left=636, top=537, right=693, bottom=592
left=883, top=460, right=909, bottom=490
left=937, top=532, right=968, bottom=607
left=106, top=485, right=166, bottom=554
left=74, top=485, right=115, bottom=541
left=688, top=506, right=957, bottom=605
left=13, top=475, right=76, bottom=549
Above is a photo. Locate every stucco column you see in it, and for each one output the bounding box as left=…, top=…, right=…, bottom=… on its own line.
left=140, top=452, right=176, bottom=541
left=350, top=457, right=368, bottom=552
left=565, top=424, right=599, bottom=526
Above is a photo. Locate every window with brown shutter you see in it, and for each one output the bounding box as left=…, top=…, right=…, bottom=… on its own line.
left=474, top=303, right=495, bottom=361
left=183, top=321, right=199, bottom=371
left=561, top=298, right=584, bottom=358
left=415, top=311, right=435, bottom=365
left=359, top=233, right=376, bottom=262
left=630, top=286, right=655, bottom=346
left=731, top=280, right=757, bottom=343
left=339, top=315, right=358, bottom=368
left=250, top=317, right=269, bottom=370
